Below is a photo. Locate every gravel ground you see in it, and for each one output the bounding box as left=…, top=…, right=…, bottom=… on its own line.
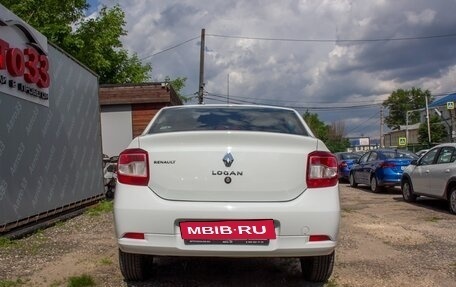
left=0, top=184, right=455, bottom=287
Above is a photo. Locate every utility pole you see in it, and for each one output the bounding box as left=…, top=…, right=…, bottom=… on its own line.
left=198, top=28, right=205, bottom=104
left=380, top=106, right=384, bottom=147
left=227, top=73, right=230, bottom=104
left=425, top=94, right=431, bottom=144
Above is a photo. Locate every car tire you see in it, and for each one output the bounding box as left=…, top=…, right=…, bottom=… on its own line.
left=349, top=173, right=358, bottom=187
left=106, top=189, right=114, bottom=200
left=300, top=251, right=335, bottom=282
left=118, top=249, right=151, bottom=281
left=401, top=180, right=417, bottom=202
left=449, top=186, right=456, bottom=214
left=370, top=176, right=382, bottom=193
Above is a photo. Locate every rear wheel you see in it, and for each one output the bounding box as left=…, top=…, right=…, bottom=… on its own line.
left=118, top=249, right=152, bottom=281
left=349, top=173, right=358, bottom=187
left=300, top=252, right=335, bottom=282
left=401, top=180, right=417, bottom=202
left=370, top=176, right=382, bottom=193
left=449, top=187, right=456, bottom=214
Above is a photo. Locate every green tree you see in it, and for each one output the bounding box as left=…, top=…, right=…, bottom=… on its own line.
left=165, top=76, right=188, bottom=102
left=2, top=1, right=152, bottom=84
left=0, top=0, right=88, bottom=45
left=418, top=115, right=448, bottom=146
left=303, top=111, right=329, bottom=142
left=303, top=112, right=350, bottom=152
left=383, top=88, right=433, bottom=130
left=326, top=121, right=351, bottom=152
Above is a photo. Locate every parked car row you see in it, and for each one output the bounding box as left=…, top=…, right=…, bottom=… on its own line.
left=338, top=147, right=456, bottom=214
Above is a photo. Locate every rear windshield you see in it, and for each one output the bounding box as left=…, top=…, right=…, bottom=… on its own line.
left=382, top=151, right=418, bottom=159
left=147, top=106, right=309, bottom=136
left=341, top=153, right=361, bottom=160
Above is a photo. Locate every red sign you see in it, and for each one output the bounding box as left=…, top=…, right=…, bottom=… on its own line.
left=180, top=220, right=276, bottom=240
left=0, top=38, right=50, bottom=88
left=0, top=15, right=50, bottom=106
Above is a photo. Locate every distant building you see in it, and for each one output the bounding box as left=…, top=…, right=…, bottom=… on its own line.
left=99, top=83, right=183, bottom=156
left=383, top=123, right=420, bottom=148
left=382, top=92, right=456, bottom=150
left=429, top=93, right=456, bottom=141
left=347, top=137, right=380, bottom=152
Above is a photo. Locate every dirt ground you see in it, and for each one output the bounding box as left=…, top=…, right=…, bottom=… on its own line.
left=0, top=184, right=455, bottom=287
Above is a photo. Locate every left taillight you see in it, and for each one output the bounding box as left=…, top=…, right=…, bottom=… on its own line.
left=117, top=148, right=149, bottom=186
left=306, top=151, right=338, bottom=188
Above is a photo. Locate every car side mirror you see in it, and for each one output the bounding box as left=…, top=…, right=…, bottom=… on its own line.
left=410, top=159, right=418, bottom=165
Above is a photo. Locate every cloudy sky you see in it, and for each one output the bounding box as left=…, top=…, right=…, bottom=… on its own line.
left=87, top=0, right=456, bottom=140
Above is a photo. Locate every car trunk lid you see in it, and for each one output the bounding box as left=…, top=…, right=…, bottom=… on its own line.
left=138, top=131, right=321, bottom=202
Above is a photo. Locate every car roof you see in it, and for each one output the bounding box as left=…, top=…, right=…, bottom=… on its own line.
left=431, top=143, right=456, bottom=148
left=160, top=104, right=298, bottom=113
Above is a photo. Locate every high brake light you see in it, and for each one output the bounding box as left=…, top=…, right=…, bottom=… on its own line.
left=117, top=148, right=149, bottom=186
left=307, top=151, right=338, bottom=188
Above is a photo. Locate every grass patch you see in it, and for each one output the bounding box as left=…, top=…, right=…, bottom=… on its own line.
left=0, top=237, right=17, bottom=249
left=85, top=200, right=113, bottom=216
left=324, top=278, right=339, bottom=287
left=450, top=262, right=456, bottom=270
left=67, top=274, right=95, bottom=287
left=342, top=207, right=355, bottom=213
left=0, top=279, right=24, bottom=287
left=24, top=229, right=48, bottom=255
left=99, top=257, right=112, bottom=265
left=49, top=280, right=63, bottom=287
left=54, top=220, right=66, bottom=228
left=424, top=216, right=443, bottom=222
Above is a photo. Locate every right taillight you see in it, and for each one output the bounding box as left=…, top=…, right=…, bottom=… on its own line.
left=306, top=151, right=338, bottom=188
left=117, top=148, right=149, bottom=186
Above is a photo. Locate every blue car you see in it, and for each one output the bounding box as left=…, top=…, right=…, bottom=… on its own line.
left=335, top=152, right=362, bottom=182
left=349, top=149, right=418, bottom=193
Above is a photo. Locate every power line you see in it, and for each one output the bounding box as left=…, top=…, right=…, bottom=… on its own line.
left=206, top=92, right=382, bottom=110
left=206, top=32, right=456, bottom=43
left=140, top=36, right=200, bottom=60
left=207, top=92, right=381, bottom=136
left=346, top=110, right=381, bottom=134
left=206, top=91, right=385, bottom=104
left=137, top=31, right=456, bottom=61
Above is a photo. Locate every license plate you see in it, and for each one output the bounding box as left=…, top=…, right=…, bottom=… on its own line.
left=180, top=220, right=276, bottom=244
left=184, top=239, right=270, bottom=245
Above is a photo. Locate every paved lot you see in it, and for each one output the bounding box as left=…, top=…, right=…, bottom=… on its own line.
left=0, top=184, right=455, bottom=286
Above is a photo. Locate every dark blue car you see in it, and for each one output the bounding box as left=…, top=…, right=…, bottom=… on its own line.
left=349, top=149, right=418, bottom=193
left=335, top=152, right=362, bottom=182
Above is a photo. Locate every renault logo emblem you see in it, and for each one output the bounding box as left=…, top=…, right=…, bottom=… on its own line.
left=223, top=152, right=234, bottom=167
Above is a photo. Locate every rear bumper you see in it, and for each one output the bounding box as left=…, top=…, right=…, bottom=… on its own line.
left=338, top=170, right=350, bottom=180
left=119, top=234, right=336, bottom=257
left=114, top=183, right=340, bottom=257
left=378, top=174, right=402, bottom=186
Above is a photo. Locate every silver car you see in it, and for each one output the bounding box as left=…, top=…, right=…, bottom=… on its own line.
left=401, top=143, right=456, bottom=214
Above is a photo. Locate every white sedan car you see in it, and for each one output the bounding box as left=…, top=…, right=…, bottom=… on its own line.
left=114, top=105, right=340, bottom=283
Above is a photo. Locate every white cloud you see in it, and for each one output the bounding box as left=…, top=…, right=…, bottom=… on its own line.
left=405, top=9, right=436, bottom=26
left=92, top=0, right=456, bottom=139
